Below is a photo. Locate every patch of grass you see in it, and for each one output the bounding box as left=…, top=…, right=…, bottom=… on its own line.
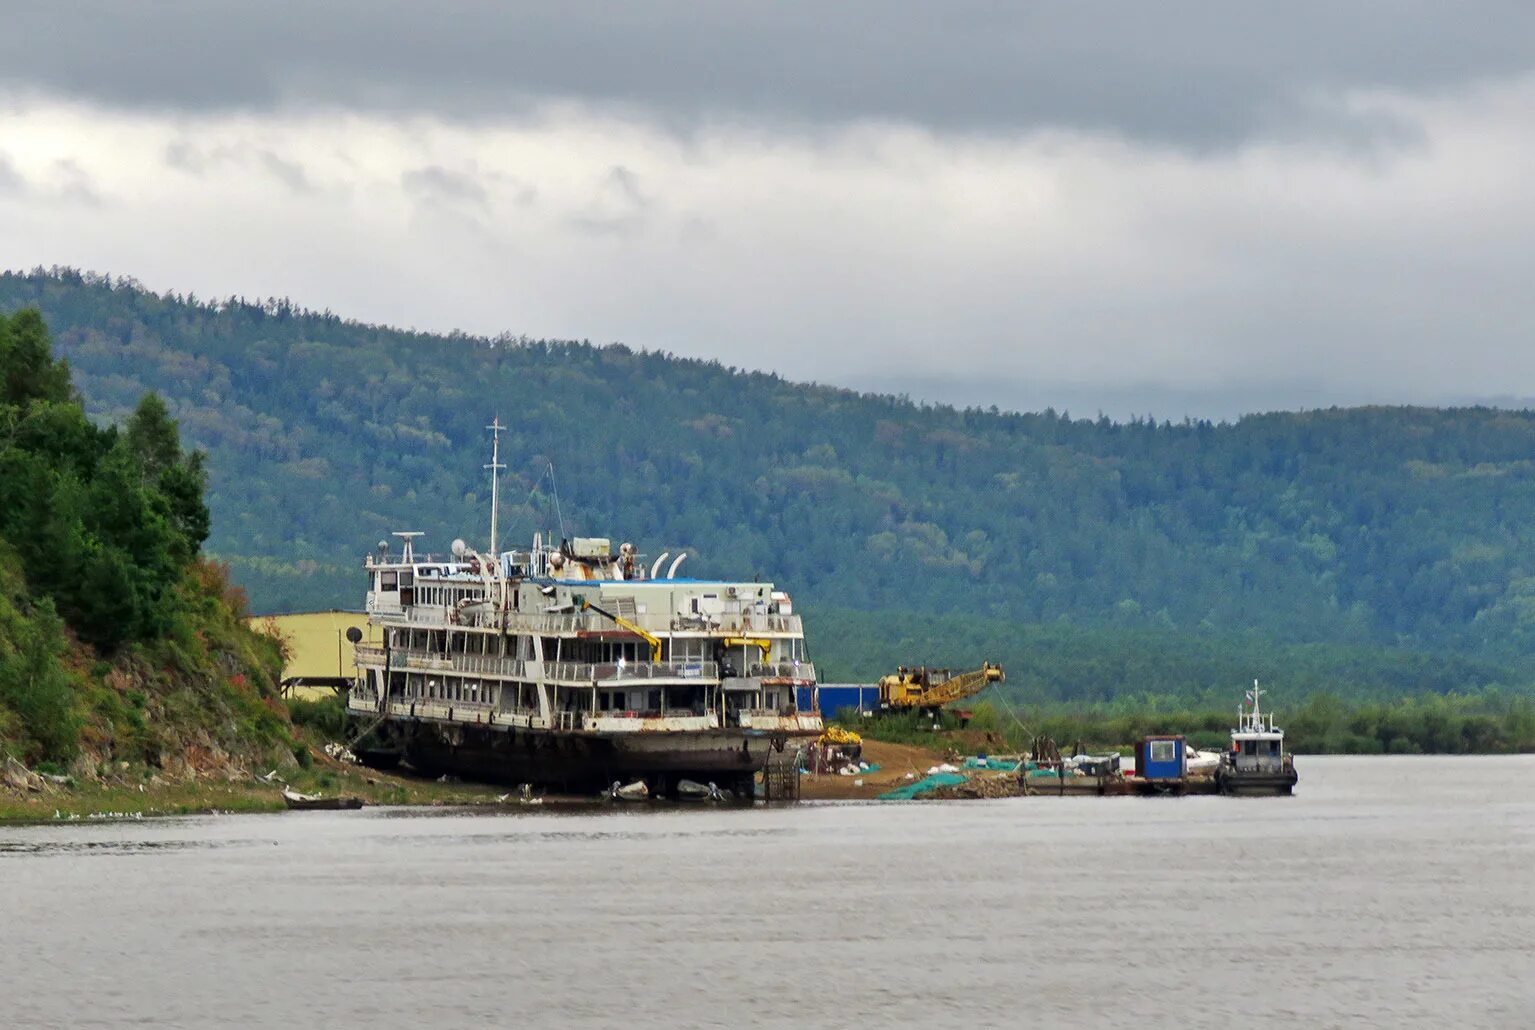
left=287, top=695, right=346, bottom=739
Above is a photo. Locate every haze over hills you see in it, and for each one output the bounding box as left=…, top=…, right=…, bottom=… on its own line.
left=5, top=267, right=1535, bottom=699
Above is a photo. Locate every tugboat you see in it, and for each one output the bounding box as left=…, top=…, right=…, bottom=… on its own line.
left=1217, top=681, right=1299, bottom=796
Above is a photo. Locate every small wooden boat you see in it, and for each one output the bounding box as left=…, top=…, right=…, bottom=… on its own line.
left=282, top=788, right=365, bottom=811
left=609, top=780, right=649, bottom=802
left=677, top=779, right=725, bottom=802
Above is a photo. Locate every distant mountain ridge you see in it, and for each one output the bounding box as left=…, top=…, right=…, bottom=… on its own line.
left=5, top=267, right=1535, bottom=693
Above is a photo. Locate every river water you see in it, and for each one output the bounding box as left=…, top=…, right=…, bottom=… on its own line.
left=3, top=755, right=1533, bottom=1029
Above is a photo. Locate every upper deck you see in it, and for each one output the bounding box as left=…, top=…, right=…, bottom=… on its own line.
left=362, top=535, right=805, bottom=643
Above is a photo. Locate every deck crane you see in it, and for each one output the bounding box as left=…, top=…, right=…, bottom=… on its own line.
left=877, top=662, right=1005, bottom=720
left=579, top=599, right=664, bottom=662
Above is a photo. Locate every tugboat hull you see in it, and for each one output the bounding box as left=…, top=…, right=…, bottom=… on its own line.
left=1217, top=767, right=1298, bottom=796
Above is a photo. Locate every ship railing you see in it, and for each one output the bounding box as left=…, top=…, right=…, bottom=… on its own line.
left=669, top=614, right=804, bottom=634
left=746, top=661, right=817, bottom=682
left=546, top=661, right=719, bottom=684
left=450, top=609, right=802, bottom=638
left=460, top=612, right=603, bottom=635
left=370, top=648, right=531, bottom=679
left=731, top=613, right=802, bottom=634
left=551, top=711, right=583, bottom=732
left=735, top=707, right=791, bottom=727
left=354, top=644, right=385, bottom=664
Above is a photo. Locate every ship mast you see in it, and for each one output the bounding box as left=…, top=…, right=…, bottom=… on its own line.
left=484, top=416, right=506, bottom=555
left=1244, top=679, right=1267, bottom=732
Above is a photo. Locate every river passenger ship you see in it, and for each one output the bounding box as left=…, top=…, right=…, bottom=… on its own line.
left=345, top=429, right=822, bottom=795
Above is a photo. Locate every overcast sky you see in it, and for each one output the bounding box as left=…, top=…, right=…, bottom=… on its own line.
left=2, top=2, right=1533, bottom=419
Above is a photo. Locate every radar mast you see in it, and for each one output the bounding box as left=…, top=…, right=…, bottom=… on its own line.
left=484, top=416, right=506, bottom=555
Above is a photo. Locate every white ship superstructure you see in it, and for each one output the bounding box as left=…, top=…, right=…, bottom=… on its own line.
left=345, top=430, right=822, bottom=794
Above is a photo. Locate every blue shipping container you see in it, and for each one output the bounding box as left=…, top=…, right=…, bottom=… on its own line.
left=796, top=684, right=880, bottom=715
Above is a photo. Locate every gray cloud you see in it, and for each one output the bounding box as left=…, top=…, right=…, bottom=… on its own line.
left=50, top=159, right=103, bottom=206
left=255, top=150, right=311, bottom=194
left=0, top=153, right=23, bottom=195
left=402, top=165, right=490, bottom=210
left=568, top=165, right=651, bottom=237
left=4, top=2, right=1534, bottom=149
left=2, top=9, right=1534, bottom=419
left=164, top=140, right=312, bottom=193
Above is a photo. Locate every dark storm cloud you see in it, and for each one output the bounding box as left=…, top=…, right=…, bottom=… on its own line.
left=6, top=1, right=1535, bottom=147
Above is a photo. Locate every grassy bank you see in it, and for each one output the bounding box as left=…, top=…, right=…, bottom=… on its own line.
left=0, top=754, right=513, bottom=823
left=2, top=697, right=511, bottom=822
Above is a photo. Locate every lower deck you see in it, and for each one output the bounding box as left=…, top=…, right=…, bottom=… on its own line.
left=348, top=641, right=822, bottom=737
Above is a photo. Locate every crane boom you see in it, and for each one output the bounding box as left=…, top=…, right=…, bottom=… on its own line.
left=877, top=662, right=1004, bottom=711
left=579, top=599, right=664, bottom=662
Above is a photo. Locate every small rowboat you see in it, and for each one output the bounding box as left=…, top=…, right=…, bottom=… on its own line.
left=282, top=788, right=365, bottom=811
left=608, top=780, right=649, bottom=802
left=677, top=779, right=725, bottom=802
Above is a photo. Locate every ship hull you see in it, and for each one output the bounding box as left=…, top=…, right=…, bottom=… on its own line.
left=1216, top=766, right=1298, bottom=796
left=360, top=717, right=799, bottom=794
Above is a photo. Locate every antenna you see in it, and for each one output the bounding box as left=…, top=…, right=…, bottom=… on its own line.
left=392, top=531, right=423, bottom=564
left=546, top=461, right=568, bottom=542
left=485, top=417, right=506, bottom=555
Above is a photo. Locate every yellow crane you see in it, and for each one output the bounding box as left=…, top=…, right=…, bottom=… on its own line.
left=877, top=662, right=1004, bottom=717
left=723, top=637, right=771, bottom=660
left=579, top=599, right=664, bottom=662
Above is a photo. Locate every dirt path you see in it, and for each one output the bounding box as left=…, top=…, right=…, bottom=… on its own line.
left=797, top=738, right=950, bottom=800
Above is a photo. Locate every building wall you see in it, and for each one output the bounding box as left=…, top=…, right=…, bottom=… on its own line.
left=250, top=611, right=378, bottom=699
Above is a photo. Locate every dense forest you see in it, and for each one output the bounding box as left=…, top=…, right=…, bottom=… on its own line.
left=6, top=267, right=1535, bottom=707
left=0, top=307, right=289, bottom=771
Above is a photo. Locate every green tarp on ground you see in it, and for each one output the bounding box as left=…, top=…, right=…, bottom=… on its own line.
left=877, top=772, right=969, bottom=800
left=961, top=757, right=1020, bottom=771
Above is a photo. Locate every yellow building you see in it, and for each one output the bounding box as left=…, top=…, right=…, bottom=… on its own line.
left=250, top=611, right=379, bottom=699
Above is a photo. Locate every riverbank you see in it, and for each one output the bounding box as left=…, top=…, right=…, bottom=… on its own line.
left=798, top=738, right=951, bottom=800
left=0, top=750, right=510, bottom=823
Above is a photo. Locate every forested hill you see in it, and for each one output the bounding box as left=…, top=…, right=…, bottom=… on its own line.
left=6, top=268, right=1535, bottom=695
left=0, top=306, right=289, bottom=772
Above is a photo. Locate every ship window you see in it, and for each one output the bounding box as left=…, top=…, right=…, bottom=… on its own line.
left=1148, top=740, right=1177, bottom=763
left=381, top=572, right=398, bottom=590
left=1243, top=740, right=1257, bottom=756
left=1267, top=740, right=1281, bottom=755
